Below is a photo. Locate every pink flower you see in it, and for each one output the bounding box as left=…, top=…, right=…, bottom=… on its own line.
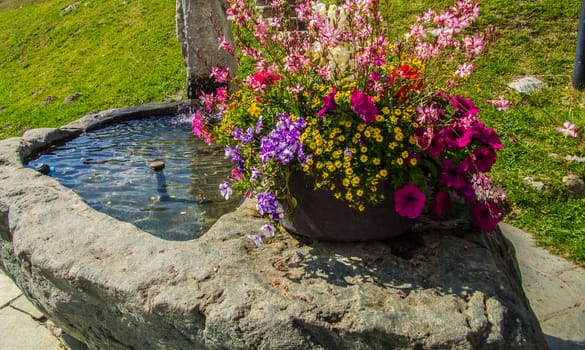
left=350, top=89, right=378, bottom=125
left=471, top=202, right=502, bottom=231
left=394, top=184, right=427, bottom=219
left=416, top=105, right=442, bottom=124
left=210, top=66, right=230, bottom=84
left=218, top=36, right=235, bottom=56
left=316, top=87, right=338, bottom=117
left=463, top=35, right=484, bottom=60
left=192, top=111, right=213, bottom=145
left=455, top=63, right=475, bottom=78
left=486, top=95, right=511, bottom=111
left=556, top=121, right=578, bottom=138
left=231, top=168, right=242, bottom=180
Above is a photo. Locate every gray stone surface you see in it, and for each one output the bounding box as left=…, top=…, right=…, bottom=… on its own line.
left=0, top=112, right=548, bottom=349
left=176, top=0, right=237, bottom=95
left=563, top=174, right=585, bottom=198
left=61, top=101, right=188, bottom=132
left=0, top=305, right=62, bottom=350
left=0, top=269, right=21, bottom=307
left=500, top=223, right=585, bottom=349
left=508, top=76, right=546, bottom=94
left=0, top=273, right=63, bottom=350
left=524, top=176, right=547, bottom=192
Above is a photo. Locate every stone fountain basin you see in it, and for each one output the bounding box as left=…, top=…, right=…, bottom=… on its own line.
left=0, top=102, right=547, bottom=349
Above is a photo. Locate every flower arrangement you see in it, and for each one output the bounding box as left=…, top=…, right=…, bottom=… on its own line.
left=193, top=0, right=507, bottom=246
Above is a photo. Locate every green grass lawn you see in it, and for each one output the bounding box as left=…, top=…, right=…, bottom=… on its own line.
left=0, top=0, right=584, bottom=264
left=0, top=0, right=185, bottom=138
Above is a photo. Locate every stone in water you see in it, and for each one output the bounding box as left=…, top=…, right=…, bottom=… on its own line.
left=149, top=161, right=165, bottom=171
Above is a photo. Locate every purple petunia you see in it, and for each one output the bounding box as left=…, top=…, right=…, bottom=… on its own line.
left=256, top=192, right=284, bottom=221
left=247, top=234, right=265, bottom=248
left=259, top=114, right=307, bottom=165
left=260, top=223, right=276, bottom=237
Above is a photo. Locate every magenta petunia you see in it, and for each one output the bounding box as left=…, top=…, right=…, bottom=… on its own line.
left=476, top=126, right=503, bottom=150
left=440, top=159, right=466, bottom=189
left=444, top=125, right=474, bottom=149
left=316, top=86, right=338, bottom=117
left=450, top=95, right=480, bottom=118
left=431, top=191, right=451, bottom=217
left=473, top=147, right=497, bottom=173
left=458, top=181, right=476, bottom=204
left=417, top=128, right=446, bottom=157
left=394, top=184, right=427, bottom=219
left=350, top=89, right=378, bottom=125
left=471, top=202, right=502, bottom=231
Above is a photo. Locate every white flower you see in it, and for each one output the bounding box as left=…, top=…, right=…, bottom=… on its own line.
left=328, top=46, right=351, bottom=75
left=247, top=235, right=265, bottom=248
left=219, top=181, right=232, bottom=200
left=312, top=2, right=326, bottom=17
left=260, top=223, right=275, bottom=237
left=327, top=4, right=338, bottom=24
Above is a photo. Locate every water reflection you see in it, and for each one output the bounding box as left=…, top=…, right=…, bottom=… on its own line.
left=27, top=114, right=240, bottom=241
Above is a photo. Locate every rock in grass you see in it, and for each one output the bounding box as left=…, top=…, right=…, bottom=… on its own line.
left=42, top=96, right=57, bottom=105
left=524, top=176, right=547, bottom=192
left=563, top=174, right=585, bottom=198
left=64, top=92, right=82, bottom=104
left=508, top=77, right=545, bottom=95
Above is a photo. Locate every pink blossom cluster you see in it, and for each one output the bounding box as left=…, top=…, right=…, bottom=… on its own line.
left=407, top=0, right=485, bottom=78
left=192, top=111, right=213, bottom=145
left=412, top=94, right=505, bottom=230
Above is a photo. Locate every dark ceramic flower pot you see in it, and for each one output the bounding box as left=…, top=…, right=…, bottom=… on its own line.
left=282, top=172, right=414, bottom=242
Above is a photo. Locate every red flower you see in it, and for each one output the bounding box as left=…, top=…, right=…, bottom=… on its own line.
left=391, top=65, right=420, bottom=80
left=252, top=71, right=280, bottom=85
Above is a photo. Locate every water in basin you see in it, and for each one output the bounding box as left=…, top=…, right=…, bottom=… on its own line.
left=27, top=115, right=239, bottom=240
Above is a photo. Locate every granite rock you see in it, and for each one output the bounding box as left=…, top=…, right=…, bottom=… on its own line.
left=508, top=76, right=546, bottom=95
left=176, top=0, right=237, bottom=97
left=563, top=174, right=585, bottom=198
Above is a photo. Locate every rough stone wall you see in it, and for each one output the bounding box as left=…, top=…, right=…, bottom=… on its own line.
left=176, top=0, right=237, bottom=98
